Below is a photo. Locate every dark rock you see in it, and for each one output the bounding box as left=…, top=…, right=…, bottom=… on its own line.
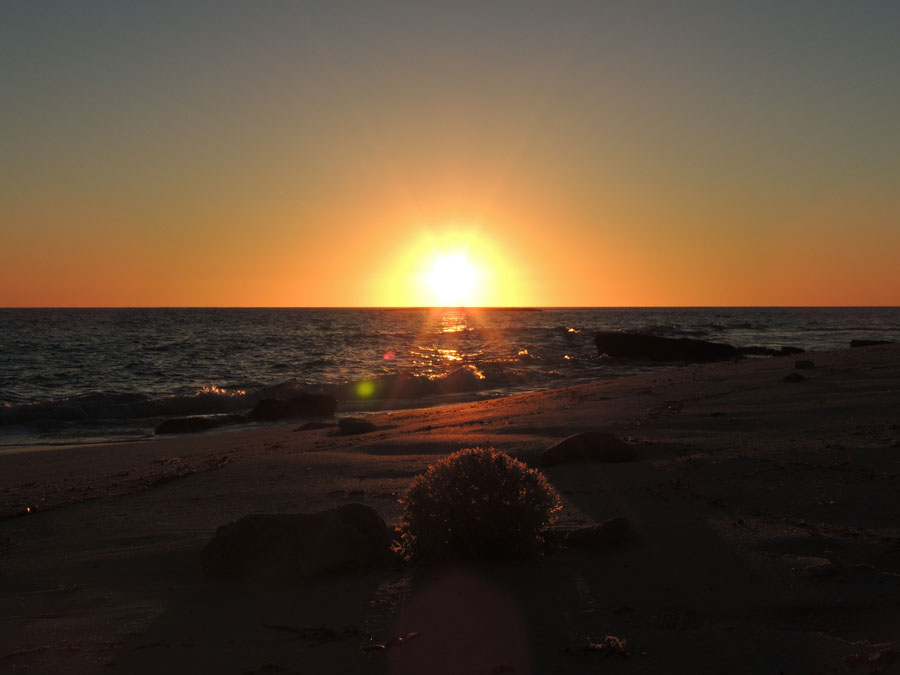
left=293, top=421, right=336, bottom=432
left=155, top=414, right=248, bottom=435
left=540, top=431, right=636, bottom=467
left=565, top=517, right=630, bottom=548
left=795, top=360, right=815, bottom=370
left=201, top=504, right=392, bottom=582
left=779, top=346, right=806, bottom=356
left=248, top=398, right=286, bottom=421
left=248, top=393, right=337, bottom=422
left=784, top=372, right=807, bottom=383
left=338, top=417, right=378, bottom=435
left=850, top=339, right=893, bottom=348
left=594, top=332, right=737, bottom=362
left=803, top=558, right=838, bottom=578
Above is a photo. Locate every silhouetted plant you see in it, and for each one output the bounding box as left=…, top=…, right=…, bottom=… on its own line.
left=400, top=447, right=561, bottom=561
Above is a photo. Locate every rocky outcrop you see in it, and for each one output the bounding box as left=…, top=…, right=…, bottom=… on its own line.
left=248, top=393, right=337, bottom=422
left=338, top=417, right=378, bottom=435
left=540, top=431, right=636, bottom=467
left=201, top=504, right=392, bottom=582
left=778, top=346, right=806, bottom=356
left=154, top=414, right=247, bottom=435
left=292, top=421, right=336, bottom=432
left=851, top=339, right=893, bottom=348
left=594, top=332, right=738, bottom=362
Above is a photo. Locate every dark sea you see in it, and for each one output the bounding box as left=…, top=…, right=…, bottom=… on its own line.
left=2, top=307, right=898, bottom=451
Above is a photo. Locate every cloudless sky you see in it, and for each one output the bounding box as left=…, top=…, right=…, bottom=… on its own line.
left=2, top=1, right=898, bottom=306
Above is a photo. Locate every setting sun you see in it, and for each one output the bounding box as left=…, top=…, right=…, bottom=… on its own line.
left=426, top=252, right=481, bottom=306
left=372, top=225, right=528, bottom=307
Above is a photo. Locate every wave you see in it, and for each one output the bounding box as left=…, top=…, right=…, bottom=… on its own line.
left=635, top=323, right=712, bottom=338
left=0, top=379, right=314, bottom=427
left=800, top=325, right=898, bottom=332
left=633, top=321, right=776, bottom=339
left=0, top=363, right=550, bottom=428
left=303, top=358, right=337, bottom=367
left=324, top=364, right=546, bottom=402
left=1, top=388, right=245, bottom=427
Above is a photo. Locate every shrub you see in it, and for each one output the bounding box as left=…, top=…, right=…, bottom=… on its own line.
left=400, top=447, right=561, bottom=561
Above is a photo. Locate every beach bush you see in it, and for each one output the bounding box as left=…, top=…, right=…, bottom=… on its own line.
left=400, top=447, right=561, bottom=561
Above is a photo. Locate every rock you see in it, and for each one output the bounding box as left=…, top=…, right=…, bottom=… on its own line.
left=293, top=421, right=336, bottom=432
left=801, top=557, right=838, bottom=579
left=565, top=517, right=630, bottom=548
left=850, top=339, right=893, bottom=348
left=155, top=414, right=247, bottom=435
left=201, top=504, right=392, bottom=582
left=338, top=417, right=377, bottom=435
left=795, top=360, right=815, bottom=370
left=778, top=346, right=806, bottom=356
left=540, top=431, right=636, bottom=467
left=869, top=646, right=900, bottom=666
left=594, top=332, right=738, bottom=362
left=784, top=372, right=807, bottom=383
left=248, top=393, right=337, bottom=422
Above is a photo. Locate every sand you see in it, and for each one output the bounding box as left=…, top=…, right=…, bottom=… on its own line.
left=2, top=344, right=900, bottom=674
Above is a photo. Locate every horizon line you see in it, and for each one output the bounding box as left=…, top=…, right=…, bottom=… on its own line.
left=2, top=305, right=899, bottom=310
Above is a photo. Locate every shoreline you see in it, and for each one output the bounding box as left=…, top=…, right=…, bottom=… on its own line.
left=0, top=343, right=863, bottom=457
left=5, top=306, right=898, bottom=452
left=2, top=343, right=900, bottom=673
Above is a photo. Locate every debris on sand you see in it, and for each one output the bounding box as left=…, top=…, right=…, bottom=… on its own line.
left=568, top=634, right=630, bottom=656
left=361, top=631, right=420, bottom=653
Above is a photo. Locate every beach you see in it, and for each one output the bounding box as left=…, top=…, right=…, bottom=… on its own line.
left=2, top=343, right=900, bottom=673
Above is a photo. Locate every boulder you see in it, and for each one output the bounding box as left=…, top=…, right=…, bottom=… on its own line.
left=778, top=346, right=806, bottom=356
left=293, top=421, right=336, bottom=432
left=850, top=339, right=893, bottom=348
left=155, top=414, right=247, bottom=435
left=338, top=417, right=378, bottom=435
left=540, top=431, right=636, bottom=467
left=248, top=393, right=337, bottom=422
left=565, top=517, right=630, bottom=548
left=201, top=504, right=392, bottom=582
left=594, top=332, right=738, bottom=362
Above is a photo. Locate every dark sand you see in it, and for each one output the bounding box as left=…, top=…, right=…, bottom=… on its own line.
left=2, top=344, right=900, bottom=674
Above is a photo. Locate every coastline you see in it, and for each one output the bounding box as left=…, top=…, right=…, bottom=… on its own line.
left=5, top=306, right=899, bottom=451
left=2, top=343, right=900, bottom=673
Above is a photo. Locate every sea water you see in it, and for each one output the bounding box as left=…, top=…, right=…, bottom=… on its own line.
left=2, top=307, right=898, bottom=449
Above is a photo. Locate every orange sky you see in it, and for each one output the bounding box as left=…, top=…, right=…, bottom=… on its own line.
left=2, top=3, right=898, bottom=307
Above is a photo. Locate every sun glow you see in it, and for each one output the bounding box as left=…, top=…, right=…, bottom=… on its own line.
left=426, top=252, right=481, bottom=306
left=372, top=225, right=528, bottom=307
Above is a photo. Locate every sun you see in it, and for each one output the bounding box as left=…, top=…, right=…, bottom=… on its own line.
left=426, top=251, right=481, bottom=306
left=372, top=224, right=528, bottom=307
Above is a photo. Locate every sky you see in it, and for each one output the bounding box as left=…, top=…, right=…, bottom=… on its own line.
left=1, top=1, right=898, bottom=307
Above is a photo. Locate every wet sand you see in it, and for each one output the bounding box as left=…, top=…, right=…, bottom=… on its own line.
left=2, top=344, right=900, bottom=674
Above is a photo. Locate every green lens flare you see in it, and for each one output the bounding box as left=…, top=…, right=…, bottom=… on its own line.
left=357, top=380, right=375, bottom=397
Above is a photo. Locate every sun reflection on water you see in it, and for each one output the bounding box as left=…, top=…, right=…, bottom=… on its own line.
left=439, top=307, right=470, bottom=334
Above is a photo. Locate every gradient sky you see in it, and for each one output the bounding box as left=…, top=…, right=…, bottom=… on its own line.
left=2, top=1, right=898, bottom=307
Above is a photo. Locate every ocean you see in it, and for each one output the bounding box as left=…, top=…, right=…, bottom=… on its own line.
left=2, top=307, right=898, bottom=450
